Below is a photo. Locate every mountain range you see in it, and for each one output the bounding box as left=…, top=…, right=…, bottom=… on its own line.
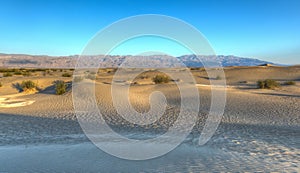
left=0, top=53, right=276, bottom=68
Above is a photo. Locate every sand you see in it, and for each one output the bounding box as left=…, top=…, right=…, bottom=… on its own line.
left=0, top=66, right=299, bottom=172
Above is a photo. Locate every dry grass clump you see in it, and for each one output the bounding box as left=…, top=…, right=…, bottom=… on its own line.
left=257, top=79, right=280, bottom=89
left=152, top=74, right=171, bottom=84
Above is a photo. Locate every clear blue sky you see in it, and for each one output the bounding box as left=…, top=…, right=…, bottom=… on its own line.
left=0, top=0, right=299, bottom=64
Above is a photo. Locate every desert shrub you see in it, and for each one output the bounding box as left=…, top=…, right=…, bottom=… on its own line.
left=284, top=81, right=296, bottom=85
left=14, top=71, right=22, bottom=75
left=73, top=76, right=84, bottom=83
left=22, top=71, right=31, bottom=76
left=152, top=75, right=171, bottom=84
left=190, top=67, right=199, bottom=71
left=86, top=74, right=96, bottom=80
left=0, top=82, right=2, bottom=87
left=62, top=72, right=72, bottom=77
left=140, top=75, right=148, bottom=79
left=216, top=75, right=222, bottom=80
left=54, top=80, right=67, bottom=95
left=20, top=80, right=37, bottom=91
left=190, top=67, right=204, bottom=71
left=239, top=81, right=248, bottom=84
left=257, top=79, right=280, bottom=89
left=3, top=72, right=13, bottom=77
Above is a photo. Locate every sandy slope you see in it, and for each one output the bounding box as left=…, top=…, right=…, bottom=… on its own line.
left=0, top=66, right=299, bottom=172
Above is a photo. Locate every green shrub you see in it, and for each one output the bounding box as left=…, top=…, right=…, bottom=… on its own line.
left=62, top=72, right=72, bottom=77
left=284, top=81, right=296, bottom=85
left=20, top=80, right=37, bottom=91
left=14, top=71, right=22, bottom=75
left=257, top=79, right=280, bottom=89
left=3, top=72, right=13, bottom=77
left=22, top=71, right=31, bottom=76
left=54, top=80, right=67, bottom=95
left=152, top=75, right=171, bottom=84
left=73, top=76, right=84, bottom=83
left=86, top=74, right=96, bottom=80
left=216, top=75, right=222, bottom=80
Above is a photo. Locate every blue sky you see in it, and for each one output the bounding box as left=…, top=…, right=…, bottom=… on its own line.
left=0, top=0, right=299, bottom=64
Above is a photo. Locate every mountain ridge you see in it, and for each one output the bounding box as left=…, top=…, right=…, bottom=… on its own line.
left=0, top=53, right=278, bottom=68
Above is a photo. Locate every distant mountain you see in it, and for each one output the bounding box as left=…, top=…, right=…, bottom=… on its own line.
left=178, top=55, right=275, bottom=67
left=0, top=53, right=276, bottom=68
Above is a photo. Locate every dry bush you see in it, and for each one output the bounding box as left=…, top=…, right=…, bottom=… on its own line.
left=62, top=72, right=72, bottom=77
left=152, top=75, right=171, bottom=84
left=54, top=80, right=67, bottom=95
left=3, top=72, right=13, bottom=77
left=20, top=80, right=37, bottom=91
left=257, top=79, right=280, bottom=89
left=284, top=81, right=296, bottom=85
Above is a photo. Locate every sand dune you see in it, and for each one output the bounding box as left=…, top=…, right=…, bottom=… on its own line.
left=0, top=66, right=299, bottom=171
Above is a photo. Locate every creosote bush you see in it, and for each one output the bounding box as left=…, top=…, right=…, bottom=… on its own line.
left=257, top=79, right=280, bottom=89
left=152, top=75, right=171, bottom=84
left=216, top=75, right=222, bottom=80
left=22, top=71, right=31, bottom=76
left=284, top=81, right=296, bottom=85
left=73, top=76, right=84, bottom=83
left=54, top=80, right=67, bottom=95
left=20, top=80, right=37, bottom=91
left=62, top=72, right=72, bottom=77
left=14, top=71, right=22, bottom=75
left=3, top=72, right=13, bottom=77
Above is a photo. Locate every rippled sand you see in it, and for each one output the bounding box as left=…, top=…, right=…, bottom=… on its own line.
left=0, top=67, right=299, bottom=172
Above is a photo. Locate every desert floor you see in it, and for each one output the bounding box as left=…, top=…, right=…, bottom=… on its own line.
left=0, top=66, right=299, bottom=172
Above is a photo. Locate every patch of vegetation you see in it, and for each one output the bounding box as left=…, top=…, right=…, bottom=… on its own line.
left=257, top=79, right=280, bottom=89
left=20, top=80, right=37, bottom=91
left=62, top=72, right=72, bottom=77
left=152, top=74, right=171, bottom=84
left=137, top=74, right=148, bottom=79
left=54, top=80, right=67, bottom=95
left=216, top=75, right=222, bottom=80
left=239, top=81, right=248, bottom=84
left=0, top=82, right=2, bottom=87
left=284, top=81, right=296, bottom=85
left=73, top=76, right=84, bottom=83
left=22, top=71, right=31, bottom=76
left=190, top=67, right=205, bottom=71
left=3, top=72, right=13, bottom=77
left=13, top=71, right=22, bottom=75
left=85, top=74, right=96, bottom=80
